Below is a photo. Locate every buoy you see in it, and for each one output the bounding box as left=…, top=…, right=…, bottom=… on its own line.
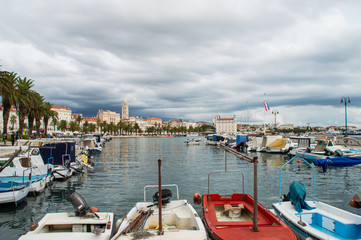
left=193, top=193, right=201, bottom=205
left=296, top=160, right=301, bottom=163
left=90, top=207, right=99, bottom=212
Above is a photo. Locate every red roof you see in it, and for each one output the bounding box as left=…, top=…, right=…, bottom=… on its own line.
left=218, top=118, right=234, bottom=121
left=52, top=105, right=71, bottom=111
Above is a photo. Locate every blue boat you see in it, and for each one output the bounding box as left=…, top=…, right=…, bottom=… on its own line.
left=272, top=156, right=361, bottom=240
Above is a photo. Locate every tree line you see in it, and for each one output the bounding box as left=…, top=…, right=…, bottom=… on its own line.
left=0, top=69, right=57, bottom=137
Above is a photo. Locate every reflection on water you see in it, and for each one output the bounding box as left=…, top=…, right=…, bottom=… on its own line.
left=1, top=137, right=360, bottom=240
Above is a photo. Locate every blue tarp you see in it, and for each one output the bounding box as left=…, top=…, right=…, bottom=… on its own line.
left=313, top=156, right=361, bottom=173
left=39, top=142, right=76, bottom=166
left=236, top=135, right=248, bottom=145
left=287, top=181, right=314, bottom=213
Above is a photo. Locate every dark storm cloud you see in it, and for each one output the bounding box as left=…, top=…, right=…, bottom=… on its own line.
left=1, top=0, right=361, bottom=126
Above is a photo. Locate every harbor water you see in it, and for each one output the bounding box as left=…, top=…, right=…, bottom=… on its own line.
left=1, top=137, right=360, bottom=240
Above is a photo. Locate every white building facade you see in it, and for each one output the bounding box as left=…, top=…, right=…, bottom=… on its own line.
left=214, top=115, right=237, bottom=135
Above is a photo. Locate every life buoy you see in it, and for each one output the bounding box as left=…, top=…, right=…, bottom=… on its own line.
left=31, top=148, right=40, bottom=155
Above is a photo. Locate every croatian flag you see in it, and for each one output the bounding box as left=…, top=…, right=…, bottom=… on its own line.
left=264, top=101, right=270, bottom=111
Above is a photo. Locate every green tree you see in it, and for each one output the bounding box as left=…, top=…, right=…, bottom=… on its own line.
left=58, top=120, right=68, bottom=132
left=69, top=121, right=79, bottom=132
left=10, top=115, right=17, bottom=130
left=43, top=102, right=57, bottom=136
left=15, top=77, right=34, bottom=136
left=0, top=71, right=18, bottom=134
left=75, top=115, right=83, bottom=128
left=51, top=115, right=58, bottom=131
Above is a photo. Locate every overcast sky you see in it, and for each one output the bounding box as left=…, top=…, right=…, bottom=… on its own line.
left=1, top=0, right=361, bottom=127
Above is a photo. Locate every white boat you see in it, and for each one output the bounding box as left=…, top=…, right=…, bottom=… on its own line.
left=264, top=138, right=293, bottom=153
left=272, top=200, right=361, bottom=240
left=19, top=192, right=114, bottom=240
left=111, top=184, right=208, bottom=240
left=185, top=139, right=201, bottom=145
left=272, top=156, right=361, bottom=240
left=0, top=181, right=30, bottom=205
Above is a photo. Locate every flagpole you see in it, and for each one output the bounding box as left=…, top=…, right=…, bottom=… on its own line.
left=263, top=93, right=266, bottom=135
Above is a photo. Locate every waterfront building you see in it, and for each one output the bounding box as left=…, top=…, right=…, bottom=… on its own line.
left=147, top=117, right=162, bottom=125
left=169, top=120, right=183, bottom=128
left=51, top=105, right=72, bottom=131
left=214, top=115, right=237, bottom=135
left=184, top=120, right=197, bottom=129
left=122, top=99, right=129, bottom=120
left=97, top=109, right=120, bottom=124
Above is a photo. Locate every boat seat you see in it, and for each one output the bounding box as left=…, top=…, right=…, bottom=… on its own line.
left=223, top=204, right=244, bottom=218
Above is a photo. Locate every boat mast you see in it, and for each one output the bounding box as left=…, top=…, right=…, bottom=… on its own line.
left=263, top=93, right=266, bottom=135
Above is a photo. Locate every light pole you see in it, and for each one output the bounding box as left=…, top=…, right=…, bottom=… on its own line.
left=272, top=110, right=279, bottom=131
left=340, top=97, right=351, bottom=135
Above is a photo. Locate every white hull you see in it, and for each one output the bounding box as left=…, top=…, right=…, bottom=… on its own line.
left=28, top=177, right=47, bottom=194
left=111, top=199, right=208, bottom=240
left=19, top=212, right=114, bottom=240
left=272, top=201, right=361, bottom=240
left=0, top=185, right=29, bottom=205
left=53, top=166, right=72, bottom=180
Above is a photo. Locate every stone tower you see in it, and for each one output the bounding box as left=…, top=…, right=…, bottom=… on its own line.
left=122, top=98, right=129, bottom=120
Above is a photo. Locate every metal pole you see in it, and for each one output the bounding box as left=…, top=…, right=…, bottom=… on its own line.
left=252, top=156, right=259, bottom=232
left=157, top=158, right=163, bottom=235
left=344, top=101, right=347, bottom=134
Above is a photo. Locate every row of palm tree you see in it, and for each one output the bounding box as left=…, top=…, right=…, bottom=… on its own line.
left=0, top=69, right=58, bottom=136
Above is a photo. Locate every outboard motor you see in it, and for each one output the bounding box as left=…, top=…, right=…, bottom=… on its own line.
left=69, top=192, right=99, bottom=218
left=153, top=189, right=172, bottom=205
left=334, top=149, right=343, bottom=157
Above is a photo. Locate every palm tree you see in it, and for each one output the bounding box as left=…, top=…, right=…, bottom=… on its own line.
left=43, top=102, right=57, bottom=136
left=0, top=71, right=18, bottom=134
left=15, top=77, right=34, bottom=136
left=33, top=93, right=45, bottom=137
left=27, top=90, right=40, bottom=133
left=51, top=115, right=58, bottom=131
left=58, top=120, right=67, bottom=132
left=10, top=115, right=17, bottom=130
left=75, top=115, right=83, bottom=128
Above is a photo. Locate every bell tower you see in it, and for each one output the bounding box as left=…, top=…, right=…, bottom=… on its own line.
left=122, top=98, right=129, bottom=120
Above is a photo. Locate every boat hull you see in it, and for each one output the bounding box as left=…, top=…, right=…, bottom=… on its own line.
left=202, top=193, right=296, bottom=240
left=272, top=201, right=361, bottom=240
left=0, top=182, right=29, bottom=205
left=19, top=212, right=114, bottom=240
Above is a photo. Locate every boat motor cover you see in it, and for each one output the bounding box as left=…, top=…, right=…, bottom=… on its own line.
left=287, top=181, right=314, bottom=213
left=153, top=189, right=172, bottom=204
left=69, top=192, right=90, bottom=216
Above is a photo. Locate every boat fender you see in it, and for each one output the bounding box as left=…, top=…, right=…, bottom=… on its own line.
left=90, top=207, right=99, bottom=212
left=30, top=222, right=39, bottom=231
left=31, top=148, right=40, bottom=155
left=306, top=147, right=312, bottom=153
left=193, top=193, right=201, bottom=205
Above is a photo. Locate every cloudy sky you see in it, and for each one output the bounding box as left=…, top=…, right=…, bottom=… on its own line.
left=1, top=0, right=361, bottom=127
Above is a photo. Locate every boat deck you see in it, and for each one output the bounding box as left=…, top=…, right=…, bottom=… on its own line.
left=203, top=193, right=296, bottom=240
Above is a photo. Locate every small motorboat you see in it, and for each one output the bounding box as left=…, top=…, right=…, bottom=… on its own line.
left=111, top=159, right=208, bottom=240
left=111, top=184, right=208, bottom=240
left=185, top=139, right=201, bottom=145
left=202, top=179, right=296, bottom=240
left=19, top=192, right=114, bottom=240
left=272, top=156, right=361, bottom=240
left=0, top=181, right=30, bottom=205
left=201, top=147, right=296, bottom=240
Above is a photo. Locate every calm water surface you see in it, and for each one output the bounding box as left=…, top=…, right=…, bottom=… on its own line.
left=1, top=137, right=360, bottom=240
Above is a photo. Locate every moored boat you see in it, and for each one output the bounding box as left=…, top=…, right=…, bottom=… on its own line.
left=0, top=181, right=30, bottom=205
left=272, top=156, right=361, bottom=240
left=19, top=192, right=114, bottom=240
left=111, top=159, right=208, bottom=240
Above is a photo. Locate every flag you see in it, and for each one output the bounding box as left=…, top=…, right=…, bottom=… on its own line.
left=263, top=101, right=270, bottom=111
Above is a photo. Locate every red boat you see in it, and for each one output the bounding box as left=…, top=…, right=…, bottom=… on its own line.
left=201, top=148, right=296, bottom=240
left=202, top=193, right=296, bottom=240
